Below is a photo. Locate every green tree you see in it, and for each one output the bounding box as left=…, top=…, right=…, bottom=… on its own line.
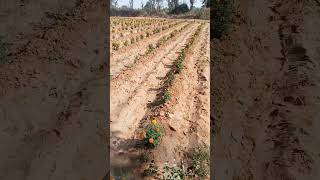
left=156, top=0, right=163, bottom=11
left=129, top=0, right=133, bottom=9
left=171, top=3, right=189, bottom=14
left=172, top=0, right=179, bottom=8
left=111, top=0, right=119, bottom=8
left=202, top=0, right=211, bottom=7
left=145, top=0, right=157, bottom=11
left=167, top=0, right=173, bottom=11
left=190, top=0, right=195, bottom=10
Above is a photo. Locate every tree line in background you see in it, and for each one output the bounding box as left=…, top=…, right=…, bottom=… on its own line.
left=111, top=0, right=211, bottom=15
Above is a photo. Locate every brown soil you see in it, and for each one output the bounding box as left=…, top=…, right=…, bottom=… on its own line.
left=112, top=20, right=179, bottom=42
left=110, top=22, right=200, bottom=139
left=110, top=21, right=190, bottom=78
left=0, top=0, right=108, bottom=179
left=110, top=19, right=210, bottom=179
left=150, top=22, right=210, bottom=175
left=212, top=0, right=320, bottom=180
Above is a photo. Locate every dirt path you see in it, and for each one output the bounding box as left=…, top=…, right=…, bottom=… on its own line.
left=110, top=22, right=189, bottom=77
left=110, top=23, right=200, bottom=140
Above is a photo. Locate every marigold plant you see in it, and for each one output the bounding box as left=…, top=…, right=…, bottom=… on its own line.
left=144, top=118, right=164, bottom=147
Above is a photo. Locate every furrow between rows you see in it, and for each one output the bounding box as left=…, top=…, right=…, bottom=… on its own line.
left=110, top=22, right=190, bottom=76
left=110, top=23, right=200, bottom=140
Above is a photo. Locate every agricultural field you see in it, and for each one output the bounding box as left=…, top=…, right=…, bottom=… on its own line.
left=110, top=17, right=210, bottom=180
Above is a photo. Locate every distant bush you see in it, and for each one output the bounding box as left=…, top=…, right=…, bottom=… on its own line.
left=110, top=8, right=142, bottom=17
left=197, top=8, right=210, bottom=20
left=212, top=0, right=233, bottom=39
left=171, top=3, right=189, bottom=14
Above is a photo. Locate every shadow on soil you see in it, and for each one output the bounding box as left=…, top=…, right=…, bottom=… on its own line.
left=110, top=136, right=150, bottom=180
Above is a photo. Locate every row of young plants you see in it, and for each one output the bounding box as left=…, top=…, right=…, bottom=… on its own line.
left=133, top=24, right=196, bottom=151
left=111, top=21, right=182, bottom=44
left=111, top=21, right=187, bottom=51
left=161, top=23, right=204, bottom=104
left=111, top=18, right=176, bottom=34
left=110, top=23, right=192, bottom=81
left=145, top=22, right=202, bottom=152
left=111, top=19, right=176, bottom=36
left=140, top=23, right=210, bottom=180
left=132, top=23, right=191, bottom=63
left=112, top=20, right=174, bottom=33
left=111, top=17, right=159, bottom=27
left=111, top=20, right=182, bottom=49
left=111, top=17, right=167, bottom=28
left=110, top=23, right=209, bottom=180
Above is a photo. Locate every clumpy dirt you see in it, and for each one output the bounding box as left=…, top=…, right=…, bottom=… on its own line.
left=0, top=0, right=108, bottom=179
left=212, top=0, right=320, bottom=180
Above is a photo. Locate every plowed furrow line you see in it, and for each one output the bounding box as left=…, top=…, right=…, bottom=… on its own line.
left=110, top=23, right=200, bottom=139
left=191, top=24, right=210, bottom=144
left=111, top=23, right=198, bottom=110
left=111, top=23, right=192, bottom=79
left=110, top=22, right=189, bottom=76
left=150, top=23, right=210, bottom=165
left=113, top=21, right=181, bottom=42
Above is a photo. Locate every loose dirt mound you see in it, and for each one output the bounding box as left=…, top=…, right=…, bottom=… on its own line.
left=212, top=0, right=320, bottom=179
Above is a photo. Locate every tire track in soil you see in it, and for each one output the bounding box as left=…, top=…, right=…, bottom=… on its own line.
left=110, top=22, right=190, bottom=77
left=110, top=23, right=200, bottom=140
left=144, top=23, right=210, bottom=174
